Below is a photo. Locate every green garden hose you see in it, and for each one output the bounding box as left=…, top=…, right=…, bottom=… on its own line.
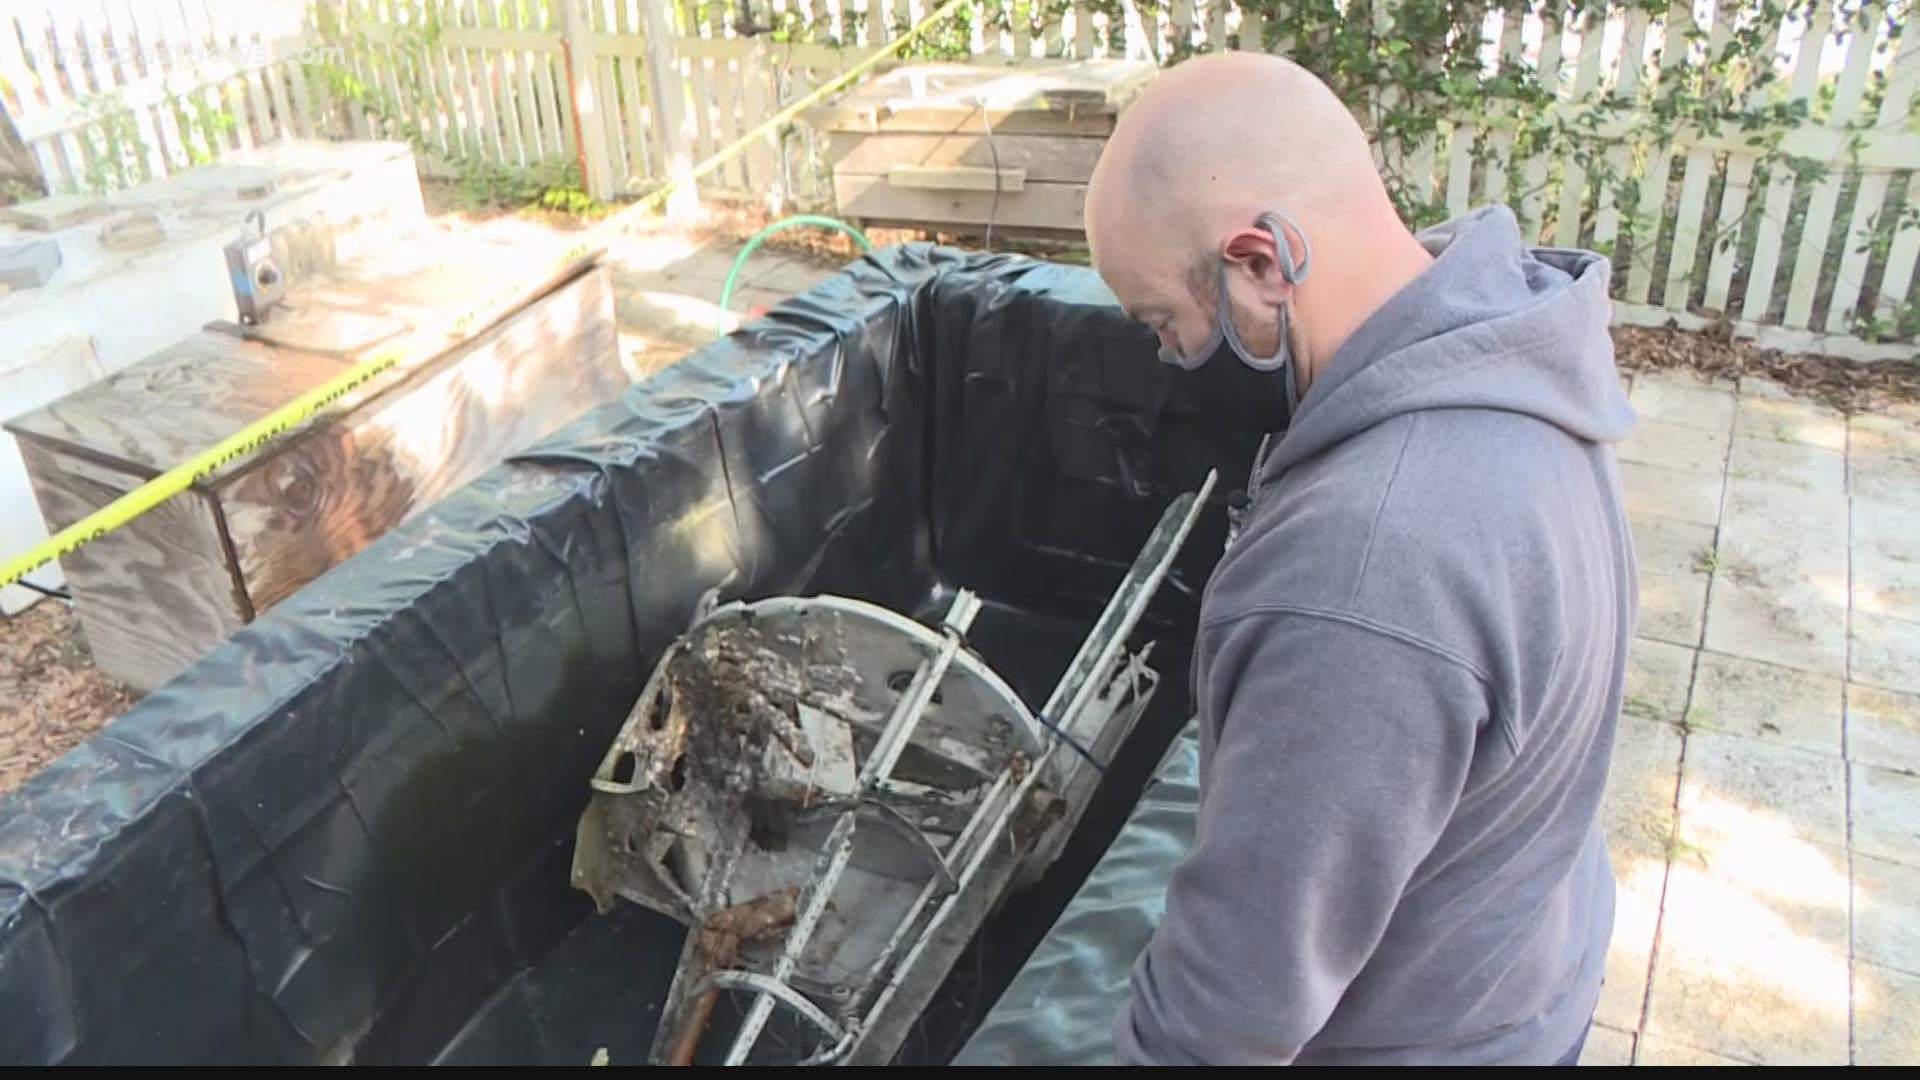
left=717, top=215, right=874, bottom=338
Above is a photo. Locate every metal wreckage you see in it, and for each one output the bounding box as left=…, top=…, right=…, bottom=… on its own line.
left=570, top=470, right=1217, bottom=1066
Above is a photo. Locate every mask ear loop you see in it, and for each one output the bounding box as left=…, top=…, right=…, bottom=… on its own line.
left=1218, top=209, right=1311, bottom=375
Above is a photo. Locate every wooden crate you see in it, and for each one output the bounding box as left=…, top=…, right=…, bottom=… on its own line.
left=5, top=227, right=630, bottom=693
left=804, top=59, right=1156, bottom=238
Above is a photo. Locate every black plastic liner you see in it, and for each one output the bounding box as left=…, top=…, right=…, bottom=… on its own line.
left=0, top=244, right=1269, bottom=1065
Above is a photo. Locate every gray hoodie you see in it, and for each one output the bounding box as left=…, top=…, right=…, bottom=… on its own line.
left=1112, top=205, right=1640, bottom=1066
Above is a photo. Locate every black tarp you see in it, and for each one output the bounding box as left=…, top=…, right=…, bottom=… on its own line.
left=0, top=243, right=1269, bottom=1065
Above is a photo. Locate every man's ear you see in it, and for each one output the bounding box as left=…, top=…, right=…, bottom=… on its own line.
left=1221, top=227, right=1293, bottom=304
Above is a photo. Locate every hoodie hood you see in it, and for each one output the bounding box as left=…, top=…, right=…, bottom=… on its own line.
left=1261, top=204, right=1636, bottom=483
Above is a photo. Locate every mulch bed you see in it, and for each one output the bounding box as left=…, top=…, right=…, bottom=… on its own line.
left=0, top=600, right=135, bottom=796
left=1614, top=323, right=1920, bottom=415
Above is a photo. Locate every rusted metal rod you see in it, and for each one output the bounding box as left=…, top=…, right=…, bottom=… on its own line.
left=664, top=888, right=800, bottom=1066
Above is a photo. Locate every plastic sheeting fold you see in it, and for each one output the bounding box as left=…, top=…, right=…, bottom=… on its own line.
left=951, top=720, right=1203, bottom=1066
left=0, top=244, right=1265, bottom=1065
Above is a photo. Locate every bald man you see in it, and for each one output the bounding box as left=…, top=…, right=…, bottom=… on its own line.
left=1085, top=53, right=1639, bottom=1066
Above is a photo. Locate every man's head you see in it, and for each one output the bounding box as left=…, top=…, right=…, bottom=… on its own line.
left=1085, top=52, right=1432, bottom=399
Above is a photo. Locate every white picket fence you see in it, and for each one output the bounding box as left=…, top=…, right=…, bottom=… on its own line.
left=4, top=0, right=1920, bottom=360
left=0, top=0, right=335, bottom=191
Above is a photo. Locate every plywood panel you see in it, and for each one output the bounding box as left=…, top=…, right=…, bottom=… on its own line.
left=806, top=59, right=1155, bottom=135
left=219, top=265, right=626, bottom=613
left=16, top=441, right=247, bottom=694
left=833, top=173, right=1087, bottom=231
left=831, top=132, right=1104, bottom=183
left=4, top=334, right=358, bottom=479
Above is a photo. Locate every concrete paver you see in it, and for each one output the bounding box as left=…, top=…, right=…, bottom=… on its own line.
left=1643, top=834, right=1852, bottom=1064
left=1623, top=637, right=1695, bottom=722
left=1852, top=853, right=1920, bottom=976
left=1621, top=460, right=1724, bottom=527
left=1726, top=435, right=1846, bottom=495
left=1630, top=371, right=1737, bottom=432
left=1676, top=732, right=1848, bottom=851
left=1734, top=393, right=1850, bottom=451
left=1705, top=475, right=1851, bottom=674
left=1851, top=453, right=1920, bottom=505
left=1635, top=1036, right=1759, bottom=1065
left=1852, top=763, right=1920, bottom=866
left=1687, top=651, right=1843, bottom=755
left=1851, top=407, right=1920, bottom=462
left=1639, top=571, right=1711, bottom=648
left=1856, top=963, right=1920, bottom=1065
left=1847, top=683, right=1920, bottom=774
left=1630, top=511, right=1719, bottom=580
left=1599, top=712, right=1682, bottom=1031
left=1853, top=611, right=1920, bottom=695
left=1601, top=372, right=1920, bottom=1066
left=1852, top=496, right=1920, bottom=623
left=1619, top=418, right=1731, bottom=475
left=746, top=257, right=837, bottom=294
left=1578, top=1024, right=1636, bottom=1066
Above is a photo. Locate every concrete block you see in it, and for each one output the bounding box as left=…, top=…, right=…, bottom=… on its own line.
left=0, top=238, right=62, bottom=289
left=3, top=192, right=105, bottom=231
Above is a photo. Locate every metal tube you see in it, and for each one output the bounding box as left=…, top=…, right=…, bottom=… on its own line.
left=722, top=589, right=983, bottom=1064
left=1042, top=470, right=1217, bottom=752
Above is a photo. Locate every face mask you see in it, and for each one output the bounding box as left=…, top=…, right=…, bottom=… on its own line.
left=1157, top=209, right=1312, bottom=416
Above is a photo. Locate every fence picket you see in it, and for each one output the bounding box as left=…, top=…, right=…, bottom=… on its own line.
left=1874, top=173, right=1920, bottom=328
left=203, top=0, right=258, bottom=151
left=1480, top=9, right=1523, bottom=209
left=540, top=1, right=575, bottom=160
left=24, top=3, right=93, bottom=186
left=612, top=0, right=652, bottom=181
left=1446, top=119, right=1475, bottom=217
left=1592, top=7, right=1650, bottom=259
left=1659, top=0, right=1736, bottom=311
left=1701, top=2, right=1785, bottom=313
left=1784, top=0, right=1884, bottom=329
left=1516, top=1, right=1566, bottom=244
left=1739, top=0, right=1829, bottom=323
left=510, top=0, right=551, bottom=160
left=445, top=0, right=483, bottom=159
left=1238, top=2, right=1263, bottom=53
left=1552, top=0, right=1607, bottom=248
left=741, top=38, right=775, bottom=198
left=1824, top=14, right=1918, bottom=333
left=284, top=37, right=319, bottom=137
left=99, top=0, right=173, bottom=180
left=1622, top=0, right=1695, bottom=305
left=636, top=0, right=694, bottom=212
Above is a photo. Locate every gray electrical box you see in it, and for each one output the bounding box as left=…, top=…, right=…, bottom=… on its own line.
left=222, top=210, right=284, bottom=324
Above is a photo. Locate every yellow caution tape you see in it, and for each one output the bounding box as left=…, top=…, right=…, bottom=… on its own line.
left=0, top=0, right=968, bottom=592
left=2, top=239, right=598, bottom=589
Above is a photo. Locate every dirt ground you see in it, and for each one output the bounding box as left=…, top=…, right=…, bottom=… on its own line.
left=0, top=223, right=1914, bottom=797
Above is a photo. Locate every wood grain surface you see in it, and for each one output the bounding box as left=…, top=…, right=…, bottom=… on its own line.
left=3, top=333, right=355, bottom=477
left=16, top=440, right=248, bottom=693
left=6, top=230, right=622, bottom=693
left=219, top=263, right=626, bottom=613
left=827, top=132, right=1104, bottom=185
left=804, top=59, right=1155, bottom=136
left=831, top=173, right=1089, bottom=233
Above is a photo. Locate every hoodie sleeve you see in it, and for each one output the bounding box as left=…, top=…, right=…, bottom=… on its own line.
left=1111, top=609, right=1491, bottom=1065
